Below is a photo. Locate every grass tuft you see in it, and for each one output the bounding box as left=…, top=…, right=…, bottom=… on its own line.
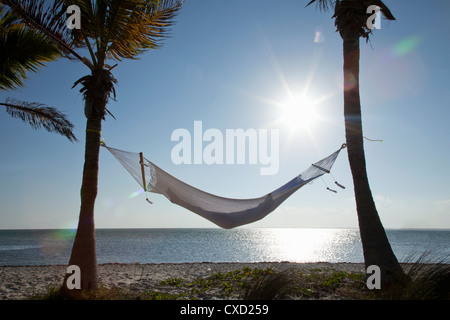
left=377, top=251, right=450, bottom=300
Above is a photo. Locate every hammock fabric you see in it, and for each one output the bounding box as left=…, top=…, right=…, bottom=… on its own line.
left=102, top=143, right=346, bottom=229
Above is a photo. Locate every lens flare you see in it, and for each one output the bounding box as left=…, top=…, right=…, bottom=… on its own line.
left=38, top=224, right=76, bottom=261
left=392, top=36, right=421, bottom=57
left=57, top=219, right=78, bottom=234
left=314, top=27, right=324, bottom=43
left=368, top=34, right=427, bottom=99
left=129, top=188, right=144, bottom=199
left=343, top=71, right=357, bottom=91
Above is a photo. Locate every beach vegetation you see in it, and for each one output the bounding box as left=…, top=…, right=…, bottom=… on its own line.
left=29, top=283, right=187, bottom=300
left=373, top=251, right=450, bottom=300
left=159, top=277, right=185, bottom=287
left=28, top=266, right=367, bottom=300
left=27, top=262, right=450, bottom=300
left=29, top=285, right=68, bottom=300
left=241, top=268, right=294, bottom=300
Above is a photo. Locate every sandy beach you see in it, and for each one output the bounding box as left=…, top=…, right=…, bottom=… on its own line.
left=0, top=262, right=366, bottom=300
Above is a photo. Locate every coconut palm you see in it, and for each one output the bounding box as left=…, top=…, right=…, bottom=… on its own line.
left=306, top=0, right=405, bottom=286
left=0, top=3, right=76, bottom=141
left=2, top=0, right=183, bottom=291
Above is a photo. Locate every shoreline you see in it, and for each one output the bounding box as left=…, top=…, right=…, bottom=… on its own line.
left=0, top=262, right=366, bottom=300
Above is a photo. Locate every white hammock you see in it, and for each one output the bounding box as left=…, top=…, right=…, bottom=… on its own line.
left=102, top=143, right=346, bottom=229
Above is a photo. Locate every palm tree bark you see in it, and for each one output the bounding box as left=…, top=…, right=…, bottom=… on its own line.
left=342, top=31, right=404, bottom=286
left=64, top=116, right=102, bottom=291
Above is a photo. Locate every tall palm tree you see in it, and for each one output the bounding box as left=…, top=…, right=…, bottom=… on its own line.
left=2, top=0, right=183, bottom=291
left=307, top=0, right=405, bottom=286
left=0, top=3, right=76, bottom=142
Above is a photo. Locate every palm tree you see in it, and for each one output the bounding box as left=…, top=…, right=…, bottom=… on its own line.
left=306, top=0, right=405, bottom=286
left=2, top=0, right=183, bottom=292
left=0, top=3, right=76, bottom=141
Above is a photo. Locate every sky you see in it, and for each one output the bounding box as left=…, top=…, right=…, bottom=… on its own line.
left=1, top=0, right=449, bottom=230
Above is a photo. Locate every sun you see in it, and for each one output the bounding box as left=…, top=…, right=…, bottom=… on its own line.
left=278, top=95, right=318, bottom=132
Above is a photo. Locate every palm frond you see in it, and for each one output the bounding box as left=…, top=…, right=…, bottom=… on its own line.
left=306, top=0, right=334, bottom=12
left=0, top=0, right=88, bottom=64
left=373, top=0, right=395, bottom=21
left=1, top=98, right=77, bottom=142
left=0, top=20, right=61, bottom=90
left=0, top=3, right=18, bottom=27
left=100, top=0, right=183, bottom=61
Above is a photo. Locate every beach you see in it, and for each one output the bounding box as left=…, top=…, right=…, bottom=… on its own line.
left=0, top=262, right=366, bottom=300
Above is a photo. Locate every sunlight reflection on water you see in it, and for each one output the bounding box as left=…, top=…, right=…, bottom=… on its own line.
left=242, top=228, right=362, bottom=263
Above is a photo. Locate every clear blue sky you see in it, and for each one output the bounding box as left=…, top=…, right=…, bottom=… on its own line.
left=1, top=0, right=449, bottom=229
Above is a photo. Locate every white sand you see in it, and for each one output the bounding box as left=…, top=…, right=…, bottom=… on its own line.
left=0, top=262, right=365, bottom=300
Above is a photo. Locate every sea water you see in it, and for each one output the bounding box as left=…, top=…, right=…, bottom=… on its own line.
left=0, top=228, right=448, bottom=266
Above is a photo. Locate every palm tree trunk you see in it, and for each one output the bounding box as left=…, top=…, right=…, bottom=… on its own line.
left=63, top=115, right=102, bottom=292
left=342, top=32, right=404, bottom=287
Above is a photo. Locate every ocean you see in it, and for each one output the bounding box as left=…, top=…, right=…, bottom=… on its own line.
left=0, top=228, right=448, bottom=266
